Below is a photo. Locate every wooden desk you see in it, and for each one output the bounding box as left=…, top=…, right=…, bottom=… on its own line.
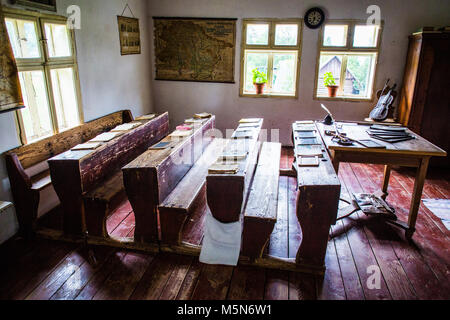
left=123, top=116, right=215, bottom=243
left=48, top=113, right=169, bottom=235
left=317, top=122, right=447, bottom=239
left=206, top=119, right=263, bottom=223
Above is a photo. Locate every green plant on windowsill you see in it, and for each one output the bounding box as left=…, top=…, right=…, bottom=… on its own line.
left=252, top=69, right=268, bottom=95
left=323, top=72, right=339, bottom=97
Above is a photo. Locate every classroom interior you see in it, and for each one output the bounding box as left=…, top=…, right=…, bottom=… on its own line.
left=0, top=0, right=449, bottom=301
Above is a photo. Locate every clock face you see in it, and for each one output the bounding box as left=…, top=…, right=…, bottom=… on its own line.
left=305, top=8, right=325, bottom=29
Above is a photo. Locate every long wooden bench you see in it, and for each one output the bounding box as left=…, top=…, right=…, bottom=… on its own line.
left=48, top=113, right=169, bottom=236
left=5, top=110, right=134, bottom=237
left=206, top=119, right=263, bottom=223
left=158, top=138, right=227, bottom=246
left=241, top=142, right=281, bottom=260
left=123, top=116, right=216, bottom=244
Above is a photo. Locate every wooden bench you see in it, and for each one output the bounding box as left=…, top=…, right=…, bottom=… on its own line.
left=123, top=116, right=216, bottom=244
left=158, top=138, right=227, bottom=246
left=206, top=119, right=263, bottom=223
left=242, top=142, right=281, bottom=260
left=5, top=110, right=134, bottom=237
left=48, top=113, right=169, bottom=236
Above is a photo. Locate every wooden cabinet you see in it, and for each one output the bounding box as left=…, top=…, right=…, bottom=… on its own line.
left=398, top=32, right=450, bottom=167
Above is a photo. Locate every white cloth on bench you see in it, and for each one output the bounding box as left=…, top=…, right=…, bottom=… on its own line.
left=200, top=212, right=242, bottom=267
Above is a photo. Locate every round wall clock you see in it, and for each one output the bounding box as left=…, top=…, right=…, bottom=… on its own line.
left=304, top=7, right=326, bottom=29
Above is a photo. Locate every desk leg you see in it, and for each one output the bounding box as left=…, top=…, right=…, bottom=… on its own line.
left=381, top=165, right=392, bottom=200
left=332, top=155, right=340, bottom=174
left=406, top=157, right=430, bottom=239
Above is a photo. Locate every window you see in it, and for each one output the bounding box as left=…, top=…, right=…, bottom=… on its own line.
left=4, top=9, right=83, bottom=144
left=315, top=20, right=383, bottom=101
left=240, top=19, right=302, bottom=98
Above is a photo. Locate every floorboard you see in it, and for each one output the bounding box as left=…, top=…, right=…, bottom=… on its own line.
left=1, top=149, right=449, bottom=300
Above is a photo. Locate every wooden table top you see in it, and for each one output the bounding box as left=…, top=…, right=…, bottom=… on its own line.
left=316, top=122, right=447, bottom=158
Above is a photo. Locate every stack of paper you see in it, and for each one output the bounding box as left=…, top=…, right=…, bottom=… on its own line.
left=232, top=130, right=255, bottom=140
left=111, top=122, right=142, bottom=132
left=185, top=118, right=205, bottom=125
left=169, top=130, right=193, bottom=139
left=208, top=163, right=240, bottom=175
left=239, top=118, right=261, bottom=124
left=297, top=145, right=323, bottom=157
left=90, top=132, right=123, bottom=143
left=71, top=142, right=103, bottom=151
left=194, top=112, right=212, bottom=119
left=221, top=150, right=247, bottom=161
left=135, top=114, right=156, bottom=121
left=149, top=141, right=175, bottom=150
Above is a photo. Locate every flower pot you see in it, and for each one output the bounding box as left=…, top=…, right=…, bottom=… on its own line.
left=327, top=86, right=339, bottom=98
left=254, top=83, right=266, bottom=95
left=327, top=85, right=339, bottom=98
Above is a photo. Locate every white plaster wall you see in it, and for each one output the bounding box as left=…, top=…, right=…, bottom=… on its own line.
left=0, top=0, right=154, bottom=239
left=147, top=0, right=450, bottom=145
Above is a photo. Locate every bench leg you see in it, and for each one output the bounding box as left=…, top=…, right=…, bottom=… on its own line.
left=84, top=199, right=109, bottom=238
left=159, top=208, right=189, bottom=245
left=242, top=218, right=275, bottom=260
left=296, top=185, right=340, bottom=268
left=16, top=191, right=40, bottom=238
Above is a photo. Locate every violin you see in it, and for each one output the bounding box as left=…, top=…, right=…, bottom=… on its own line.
left=369, top=80, right=398, bottom=122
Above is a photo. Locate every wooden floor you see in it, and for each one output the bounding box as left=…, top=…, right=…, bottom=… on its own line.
left=0, top=149, right=449, bottom=300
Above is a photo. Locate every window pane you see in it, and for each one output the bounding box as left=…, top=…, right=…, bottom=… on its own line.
left=44, top=23, right=71, bottom=58
left=323, top=25, right=348, bottom=47
left=244, top=52, right=269, bottom=92
left=344, top=54, right=376, bottom=98
left=275, top=24, right=298, bottom=46
left=353, top=25, right=379, bottom=47
left=272, top=53, right=297, bottom=94
left=18, top=71, right=53, bottom=142
left=317, top=53, right=344, bottom=97
left=50, top=68, right=80, bottom=132
left=5, top=18, right=40, bottom=59
left=246, top=24, right=269, bottom=45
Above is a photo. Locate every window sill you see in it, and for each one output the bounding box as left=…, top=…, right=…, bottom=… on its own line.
left=240, top=92, right=297, bottom=99
left=314, top=95, right=374, bottom=103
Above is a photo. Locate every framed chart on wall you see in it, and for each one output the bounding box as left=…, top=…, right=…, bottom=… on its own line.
left=117, top=16, right=141, bottom=55
left=12, top=0, right=57, bottom=12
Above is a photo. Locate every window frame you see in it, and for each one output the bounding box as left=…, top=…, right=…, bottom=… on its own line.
left=3, top=7, right=83, bottom=145
left=314, top=19, right=384, bottom=102
left=240, top=18, right=303, bottom=99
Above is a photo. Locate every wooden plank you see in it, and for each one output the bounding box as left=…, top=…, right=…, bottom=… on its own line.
left=130, top=253, right=178, bottom=300
left=288, top=177, right=301, bottom=259
left=340, top=163, right=417, bottom=300
left=268, top=176, right=288, bottom=258
left=50, top=246, right=115, bottom=300
left=227, top=266, right=266, bottom=300
left=316, top=240, right=346, bottom=300
left=92, top=252, right=153, bottom=300
left=242, top=142, right=281, bottom=259
left=359, top=164, right=450, bottom=298
left=289, top=272, right=317, bottom=300
left=159, top=255, right=194, bottom=300
left=123, top=116, right=215, bottom=243
left=0, top=241, right=76, bottom=300
left=176, top=260, right=203, bottom=300
left=335, top=171, right=392, bottom=300
left=191, top=264, right=234, bottom=300
left=159, top=139, right=226, bottom=245
left=264, top=269, right=289, bottom=300
left=26, top=248, right=87, bottom=300
left=8, top=110, right=133, bottom=169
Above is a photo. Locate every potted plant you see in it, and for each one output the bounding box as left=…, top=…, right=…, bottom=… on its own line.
left=252, top=69, right=268, bottom=95
left=324, top=72, right=339, bottom=98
